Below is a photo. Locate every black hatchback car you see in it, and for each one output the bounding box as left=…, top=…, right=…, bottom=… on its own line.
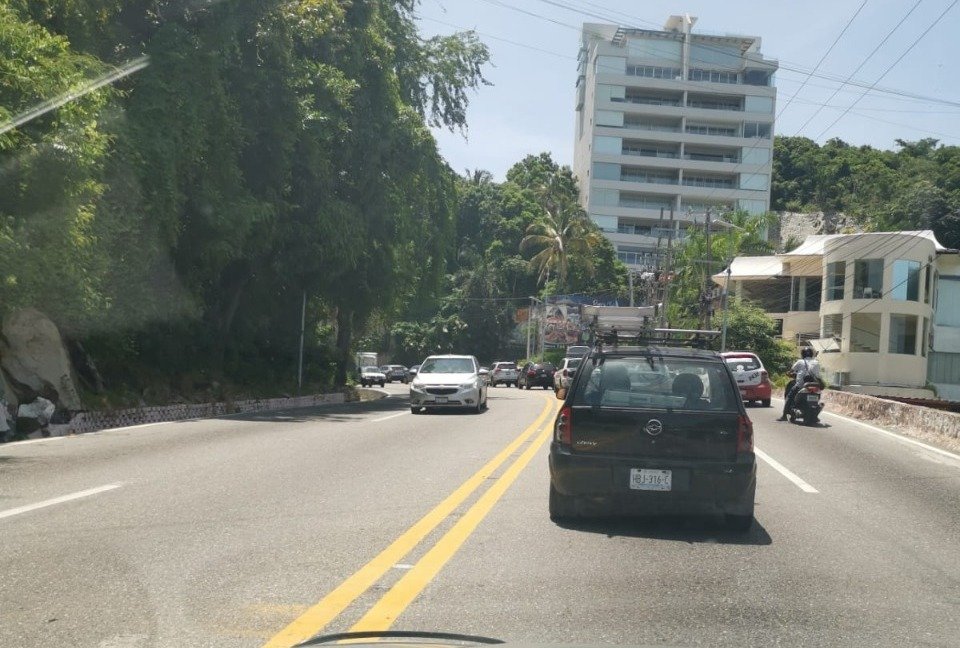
left=519, top=362, right=556, bottom=389
left=548, top=345, right=755, bottom=531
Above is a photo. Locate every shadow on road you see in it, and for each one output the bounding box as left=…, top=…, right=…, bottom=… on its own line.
left=556, top=515, right=773, bottom=546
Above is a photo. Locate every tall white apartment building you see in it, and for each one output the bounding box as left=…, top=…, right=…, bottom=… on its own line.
left=574, top=16, right=778, bottom=269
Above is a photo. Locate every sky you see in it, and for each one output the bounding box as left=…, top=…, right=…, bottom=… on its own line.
left=415, top=0, right=960, bottom=180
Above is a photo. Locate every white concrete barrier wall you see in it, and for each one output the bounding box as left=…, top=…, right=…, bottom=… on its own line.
left=822, top=390, right=960, bottom=449
left=48, top=392, right=348, bottom=437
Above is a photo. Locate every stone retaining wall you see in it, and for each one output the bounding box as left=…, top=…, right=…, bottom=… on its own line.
left=47, top=392, right=349, bottom=437
left=822, top=390, right=960, bottom=452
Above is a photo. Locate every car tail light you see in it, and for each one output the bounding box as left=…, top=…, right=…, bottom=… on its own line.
left=555, top=406, right=572, bottom=446
left=736, top=414, right=753, bottom=454
left=760, top=370, right=769, bottom=383
left=527, top=370, right=536, bottom=377
left=563, top=369, right=569, bottom=377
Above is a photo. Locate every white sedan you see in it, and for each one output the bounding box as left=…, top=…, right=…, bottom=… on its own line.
left=409, top=355, right=489, bottom=414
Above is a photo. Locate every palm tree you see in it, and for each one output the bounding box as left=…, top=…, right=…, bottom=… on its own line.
left=521, top=196, right=600, bottom=292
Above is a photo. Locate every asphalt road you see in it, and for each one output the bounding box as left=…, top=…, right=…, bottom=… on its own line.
left=2, top=383, right=959, bottom=647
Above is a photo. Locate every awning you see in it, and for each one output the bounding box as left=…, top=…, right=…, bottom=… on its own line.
left=809, top=338, right=840, bottom=353
left=712, top=255, right=783, bottom=285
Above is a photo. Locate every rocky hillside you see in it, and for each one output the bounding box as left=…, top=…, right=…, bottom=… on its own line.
left=770, top=211, right=864, bottom=251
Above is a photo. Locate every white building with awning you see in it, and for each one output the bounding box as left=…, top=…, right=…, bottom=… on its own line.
left=714, top=231, right=960, bottom=400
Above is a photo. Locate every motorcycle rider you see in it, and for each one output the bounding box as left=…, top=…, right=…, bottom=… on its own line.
left=777, top=347, right=822, bottom=421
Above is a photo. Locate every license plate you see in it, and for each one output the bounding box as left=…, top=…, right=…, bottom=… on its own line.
left=806, top=394, right=820, bottom=402
left=629, top=469, right=672, bottom=491
left=435, top=396, right=448, bottom=403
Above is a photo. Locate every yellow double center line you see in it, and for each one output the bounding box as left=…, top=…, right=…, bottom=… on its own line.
left=263, top=395, right=560, bottom=648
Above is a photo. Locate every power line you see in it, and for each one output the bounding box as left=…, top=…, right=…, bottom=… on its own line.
left=813, top=0, right=960, bottom=140
left=794, top=0, right=924, bottom=136
left=773, top=0, right=870, bottom=122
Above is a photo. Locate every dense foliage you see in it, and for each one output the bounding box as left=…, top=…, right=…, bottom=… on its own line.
left=773, top=136, right=960, bottom=248
left=1, top=0, right=490, bottom=403
left=388, top=153, right=627, bottom=364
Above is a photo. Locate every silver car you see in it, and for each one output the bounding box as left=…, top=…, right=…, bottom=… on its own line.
left=409, top=355, right=489, bottom=414
left=490, top=361, right=519, bottom=387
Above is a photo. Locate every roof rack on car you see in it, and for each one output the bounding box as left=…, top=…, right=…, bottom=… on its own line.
left=580, top=305, right=720, bottom=350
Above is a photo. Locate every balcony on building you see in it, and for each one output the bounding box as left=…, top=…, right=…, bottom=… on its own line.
left=622, top=116, right=682, bottom=134
left=686, top=93, right=744, bottom=112
left=621, top=140, right=681, bottom=160
left=683, top=145, right=741, bottom=164
left=616, top=89, right=684, bottom=108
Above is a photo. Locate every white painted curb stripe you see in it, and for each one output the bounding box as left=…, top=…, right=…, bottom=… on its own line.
left=370, top=412, right=410, bottom=423
left=755, top=447, right=819, bottom=493
left=0, top=483, right=123, bottom=520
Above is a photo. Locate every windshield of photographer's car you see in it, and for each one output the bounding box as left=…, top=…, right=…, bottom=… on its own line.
left=4, top=1, right=957, bottom=646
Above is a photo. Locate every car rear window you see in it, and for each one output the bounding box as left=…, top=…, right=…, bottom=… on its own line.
left=724, top=356, right=761, bottom=371
left=539, top=363, right=556, bottom=370
left=566, top=358, right=582, bottom=369
left=572, top=356, right=738, bottom=411
left=496, top=363, right=517, bottom=370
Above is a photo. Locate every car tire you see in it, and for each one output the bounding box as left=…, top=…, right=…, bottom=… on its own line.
left=549, top=483, right=577, bottom=521
left=410, top=406, right=421, bottom=415
left=761, top=399, right=771, bottom=408
left=725, top=513, right=754, bottom=533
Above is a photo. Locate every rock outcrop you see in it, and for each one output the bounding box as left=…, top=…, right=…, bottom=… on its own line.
left=0, top=308, right=83, bottom=411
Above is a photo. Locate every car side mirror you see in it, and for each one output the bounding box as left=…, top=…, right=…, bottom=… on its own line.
left=555, top=387, right=567, bottom=400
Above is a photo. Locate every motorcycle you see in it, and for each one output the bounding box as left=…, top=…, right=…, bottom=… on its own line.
left=786, top=377, right=824, bottom=426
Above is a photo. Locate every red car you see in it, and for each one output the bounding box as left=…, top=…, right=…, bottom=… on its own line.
left=721, top=351, right=772, bottom=407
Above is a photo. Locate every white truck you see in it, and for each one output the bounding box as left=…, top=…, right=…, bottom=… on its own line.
left=355, top=351, right=378, bottom=372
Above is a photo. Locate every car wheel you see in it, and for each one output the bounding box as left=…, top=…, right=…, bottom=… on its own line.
left=725, top=513, right=754, bottom=533
left=410, top=406, right=421, bottom=415
left=549, top=483, right=577, bottom=521
left=761, top=399, right=771, bottom=408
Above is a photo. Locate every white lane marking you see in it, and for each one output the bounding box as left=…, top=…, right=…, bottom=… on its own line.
left=772, top=397, right=960, bottom=464
left=3, top=435, right=69, bottom=446
left=754, top=447, right=819, bottom=493
left=0, top=483, right=123, bottom=520
left=370, top=412, right=410, bottom=423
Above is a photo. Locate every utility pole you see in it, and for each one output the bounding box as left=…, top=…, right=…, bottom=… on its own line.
left=720, top=263, right=733, bottom=351
left=526, top=297, right=533, bottom=360
left=297, top=290, right=306, bottom=394
left=628, top=271, right=635, bottom=307
left=701, top=209, right=713, bottom=330
left=661, top=206, right=675, bottom=327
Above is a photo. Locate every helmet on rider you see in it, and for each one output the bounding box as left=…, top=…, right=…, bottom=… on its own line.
left=801, top=347, right=815, bottom=359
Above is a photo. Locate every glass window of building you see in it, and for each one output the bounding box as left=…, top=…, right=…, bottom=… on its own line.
left=921, top=318, right=928, bottom=357
left=822, top=313, right=843, bottom=338
left=924, top=267, right=933, bottom=304
left=740, top=173, right=769, bottom=191
left=891, top=260, right=921, bottom=301
left=627, top=38, right=682, bottom=63
left=850, top=313, right=881, bottom=352
left=592, top=162, right=620, bottom=181
left=595, top=110, right=623, bottom=127
left=825, top=262, right=845, bottom=301
left=805, top=278, right=822, bottom=311
left=743, top=122, right=771, bottom=139
left=853, top=259, right=883, bottom=298
left=741, top=147, right=770, bottom=165
left=889, top=314, right=918, bottom=355
left=593, top=135, right=622, bottom=155
left=744, top=96, right=774, bottom=113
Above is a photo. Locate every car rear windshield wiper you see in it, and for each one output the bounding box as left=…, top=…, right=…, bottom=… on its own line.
left=297, top=631, right=505, bottom=646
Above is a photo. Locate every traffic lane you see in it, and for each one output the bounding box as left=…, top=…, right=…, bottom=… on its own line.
left=0, top=386, right=413, bottom=507
left=749, top=400, right=960, bottom=550
left=0, top=385, right=552, bottom=647
left=390, top=419, right=960, bottom=646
